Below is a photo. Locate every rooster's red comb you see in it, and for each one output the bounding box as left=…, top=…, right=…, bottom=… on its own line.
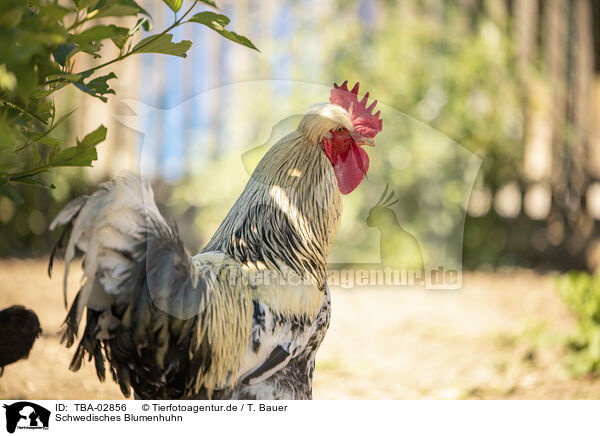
left=329, top=81, right=383, bottom=138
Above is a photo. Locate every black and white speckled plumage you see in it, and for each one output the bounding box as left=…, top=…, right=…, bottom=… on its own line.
left=50, top=103, right=354, bottom=400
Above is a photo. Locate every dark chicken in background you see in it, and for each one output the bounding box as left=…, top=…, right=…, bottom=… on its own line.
left=0, top=306, right=42, bottom=376
left=49, top=81, right=383, bottom=399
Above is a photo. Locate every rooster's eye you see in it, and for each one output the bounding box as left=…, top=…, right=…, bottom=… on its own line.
left=336, top=126, right=344, bottom=133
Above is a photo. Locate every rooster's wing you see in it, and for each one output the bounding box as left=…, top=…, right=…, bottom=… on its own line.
left=50, top=174, right=324, bottom=399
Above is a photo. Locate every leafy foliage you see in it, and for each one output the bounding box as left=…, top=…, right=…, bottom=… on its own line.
left=188, top=11, right=259, bottom=51
left=0, top=0, right=257, bottom=205
left=133, top=34, right=193, bottom=57
left=556, top=272, right=600, bottom=376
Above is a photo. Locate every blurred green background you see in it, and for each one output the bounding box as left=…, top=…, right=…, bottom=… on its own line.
left=2, top=0, right=598, bottom=275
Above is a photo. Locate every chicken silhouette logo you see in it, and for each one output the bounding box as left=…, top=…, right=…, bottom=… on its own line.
left=367, top=185, right=424, bottom=271
left=2, top=402, right=50, bottom=433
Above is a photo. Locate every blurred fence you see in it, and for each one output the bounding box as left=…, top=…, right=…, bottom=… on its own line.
left=465, top=0, right=599, bottom=270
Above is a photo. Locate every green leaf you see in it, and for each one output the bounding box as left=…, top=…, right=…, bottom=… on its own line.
left=71, top=24, right=116, bottom=45
left=109, top=26, right=130, bottom=49
left=70, top=24, right=129, bottom=51
left=198, top=1, right=218, bottom=7
left=87, top=73, right=117, bottom=94
left=50, top=125, right=106, bottom=167
left=162, top=0, right=183, bottom=13
left=51, top=146, right=97, bottom=167
left=188, top=12, right=259, bottom=51
left=72, top=73, right=117, bottom=102
left=132, top=34, right=192, bottom=58
left=70, top=28, right=105, bottom=57
left=92, top=0, right=151, bottom=19
left=190, top=11, right=230, bottom=29
left=78, top=124, right=107, bottom=150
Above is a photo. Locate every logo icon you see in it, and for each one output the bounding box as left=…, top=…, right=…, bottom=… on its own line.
left=3, top=402, right=50, bottom=434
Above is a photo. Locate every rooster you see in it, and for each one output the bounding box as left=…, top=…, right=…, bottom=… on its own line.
left=49, top=81, right=383, bottom=399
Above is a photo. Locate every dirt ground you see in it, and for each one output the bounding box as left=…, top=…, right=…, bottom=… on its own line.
left=0, top=258, right=598, bottom=399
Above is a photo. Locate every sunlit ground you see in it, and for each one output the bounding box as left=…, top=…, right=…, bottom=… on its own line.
left=1, top=259, right=599, bottom=400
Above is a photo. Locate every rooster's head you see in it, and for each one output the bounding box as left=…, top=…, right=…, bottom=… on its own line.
left=298, top=81, right=383, bottom=195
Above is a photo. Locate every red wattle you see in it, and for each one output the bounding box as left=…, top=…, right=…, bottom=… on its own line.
left=331, top=143, right=369, bottom=195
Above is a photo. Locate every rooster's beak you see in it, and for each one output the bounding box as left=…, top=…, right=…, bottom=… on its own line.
left=352, top=133, right=376, bottom=147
